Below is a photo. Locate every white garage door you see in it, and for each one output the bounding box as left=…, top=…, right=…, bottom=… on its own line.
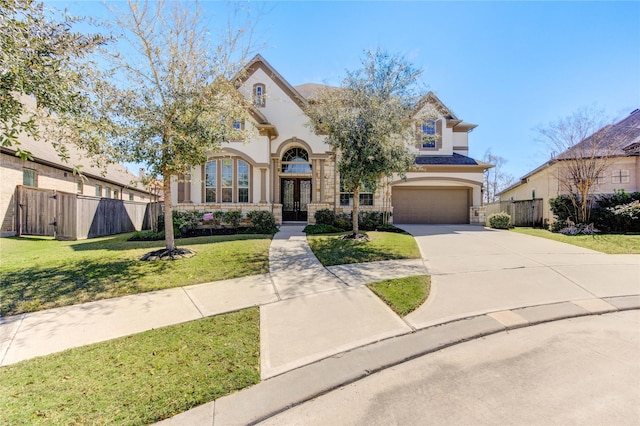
left=392, top=187, right=470, bottom=224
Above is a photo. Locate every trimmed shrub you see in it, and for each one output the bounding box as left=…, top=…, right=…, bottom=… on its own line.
left=127, top=230, right=165, bottom=241
left=358, top=211, right=384, bottom=230
left=246, top=210, right=277, bottom=234
left=487, top=212, right=511, bottom=229
left=303, top=224, right=344, bottom=234
left=376, top=223, right=406, bottom=233
left=172, top=211, right=201, bottom=236
left=223, top=210, right=242, bottom=228
left=549, top=195, right=576, bottom=232
left=335, top=212, right=352, bottom=231
left=591, top=191, right=640, bottom=233
left=314, top=209, right=336, bottom=226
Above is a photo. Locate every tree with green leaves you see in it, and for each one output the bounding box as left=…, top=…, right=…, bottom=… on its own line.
left=93, top=0, right=260, bottom=257
left=0, top=0, right=108, bottom=163
left=307, top=49, right=422, bottom=237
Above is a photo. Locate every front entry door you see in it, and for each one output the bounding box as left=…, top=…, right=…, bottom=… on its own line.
left=281, top=178, right=311, bottom=221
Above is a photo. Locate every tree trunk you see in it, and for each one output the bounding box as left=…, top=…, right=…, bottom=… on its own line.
left=352, top=185, right=360, bottom=235
left=163, top=173, right=176, bottom=251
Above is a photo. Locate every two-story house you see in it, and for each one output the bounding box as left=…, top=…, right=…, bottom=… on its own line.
left=172, top=55, right=490, bottom=224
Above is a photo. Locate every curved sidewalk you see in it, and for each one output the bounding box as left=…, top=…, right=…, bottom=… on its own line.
left=0, top=225, right=427, bottom=367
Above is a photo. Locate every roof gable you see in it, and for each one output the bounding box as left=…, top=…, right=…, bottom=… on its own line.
left=235, top=54, right=309, bottom=111
left=415, top=92, right=457, bottom=120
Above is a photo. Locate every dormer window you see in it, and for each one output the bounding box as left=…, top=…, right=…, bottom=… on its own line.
left=253, top=83, right=266, bottom=107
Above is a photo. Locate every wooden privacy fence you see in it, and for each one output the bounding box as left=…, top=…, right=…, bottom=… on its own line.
left=16, top=186, right=154, bottom=240
left=485, top=199, right=544, bottom=227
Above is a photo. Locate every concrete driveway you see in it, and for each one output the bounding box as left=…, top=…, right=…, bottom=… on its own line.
left=397, top=225, right=640, bottom=328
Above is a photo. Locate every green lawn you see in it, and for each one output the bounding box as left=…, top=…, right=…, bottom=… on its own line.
left=0, top=308, right=260, bottom=425
left=0, top=233, right=271, bottom=316
left=307, top=231, right=421, bottom=266
left=367, top=275, right=431, bottom=317
left=511, top=228, right=640, bottom=254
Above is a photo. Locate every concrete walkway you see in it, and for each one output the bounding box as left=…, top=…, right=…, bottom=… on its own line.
left=0, top=224, right=427, bottom=368
left=1, top=224, right=638, bottom=425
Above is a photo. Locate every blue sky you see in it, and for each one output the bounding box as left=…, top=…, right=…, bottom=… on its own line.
left=50, top=0, right=640, bottom=180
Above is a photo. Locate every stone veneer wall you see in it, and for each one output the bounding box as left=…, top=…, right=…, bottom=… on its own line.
left=470, top=206, right=486, bottom=225
left=173, top=203, right=283, bottom=225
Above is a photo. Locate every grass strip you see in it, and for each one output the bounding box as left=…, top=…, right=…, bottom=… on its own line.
left=0, top=233, right=271, bottom=316
left=307, top=231, right=421, bottom=266
left=0, top=308, right=260, bottom=425
left=367, top=275, right=431, bottom=317
left=511, top=228, right=640, bottom=254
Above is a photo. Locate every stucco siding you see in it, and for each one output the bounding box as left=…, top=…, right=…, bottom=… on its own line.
left=500, top=157, right=640, bottom=226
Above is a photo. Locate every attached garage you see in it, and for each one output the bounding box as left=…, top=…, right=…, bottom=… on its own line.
left=392, top=187, right=470, bottom=224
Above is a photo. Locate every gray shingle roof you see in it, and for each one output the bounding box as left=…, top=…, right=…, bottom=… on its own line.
left=557, top=109, right=640, bottom=159
left=415, top=153, right=479, bottom=165
left=4, top=127, right=148, bottom=192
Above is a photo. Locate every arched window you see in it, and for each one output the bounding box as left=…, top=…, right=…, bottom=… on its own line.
left=281, top=147, right=312, bottom=173
left=253, top=83, right=265, bottom=107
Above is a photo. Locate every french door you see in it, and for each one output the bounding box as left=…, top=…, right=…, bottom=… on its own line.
left=281, top=178, right=311, bottom=221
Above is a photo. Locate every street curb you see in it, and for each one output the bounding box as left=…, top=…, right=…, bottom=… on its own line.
left=158, top=296, right=640, bottom=426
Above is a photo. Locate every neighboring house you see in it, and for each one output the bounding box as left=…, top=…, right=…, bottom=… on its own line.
left=498, top=109, right=640, bottom=226
left=172, top=54, right=491, bottom=225
left=1, top=123, right=155, bottom=237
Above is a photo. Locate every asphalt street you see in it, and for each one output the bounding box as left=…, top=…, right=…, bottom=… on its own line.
left=260, top=310, right=640, bottom=426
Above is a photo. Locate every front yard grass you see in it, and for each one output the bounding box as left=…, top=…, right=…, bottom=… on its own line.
left=0, top=233, right=272, bottom=316
left=367, top=275, right=431, bottom=317
left=0, top=308, right=260, bottom=425
left=511, top=228, right=640, bottom=254
left=307, top=231, right=421, bottom=266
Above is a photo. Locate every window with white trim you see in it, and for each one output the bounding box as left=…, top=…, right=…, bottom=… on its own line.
left=95, top=184, right=102, bottom=197
left=105, top=187, right=111, bottom=198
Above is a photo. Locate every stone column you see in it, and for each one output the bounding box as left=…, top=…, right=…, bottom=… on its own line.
left=260, top=168, right=267, bottom=203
